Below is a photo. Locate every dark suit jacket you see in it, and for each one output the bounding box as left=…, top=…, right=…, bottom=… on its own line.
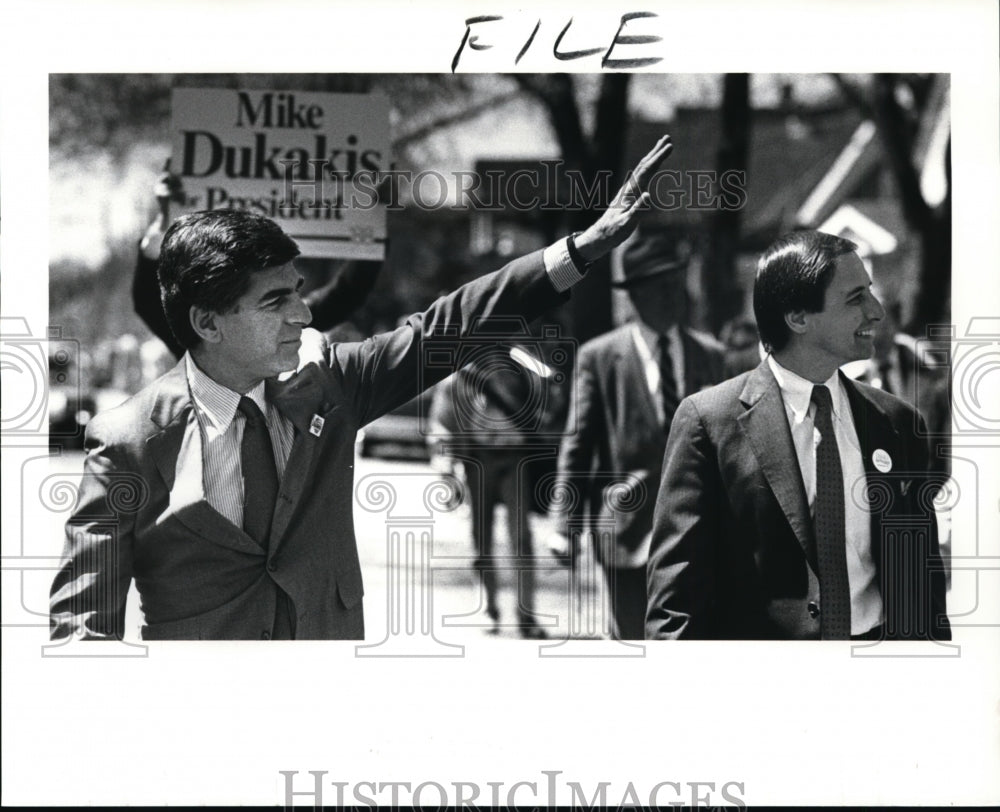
left=645, top=360, right=951, bottom=640
left=851, top=336, right=951, bottom=477
left=556, top=324, right=726, bottom=564
left=51, top=250, right=564, bottom=640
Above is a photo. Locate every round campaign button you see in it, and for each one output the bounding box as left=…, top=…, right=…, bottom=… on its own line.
left=872, top=448, right=893, bottom=473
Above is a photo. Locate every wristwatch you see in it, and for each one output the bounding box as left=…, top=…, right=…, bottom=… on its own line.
left=566, top=231, right=592, bottom=273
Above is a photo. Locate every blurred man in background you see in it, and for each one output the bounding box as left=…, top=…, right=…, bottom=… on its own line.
left=551, top=231, right=726, bottom=640
left=428, top=345, right=552, bottom=639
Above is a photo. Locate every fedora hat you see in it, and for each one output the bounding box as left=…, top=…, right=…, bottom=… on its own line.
left=613, top=233, right=690, bottom=288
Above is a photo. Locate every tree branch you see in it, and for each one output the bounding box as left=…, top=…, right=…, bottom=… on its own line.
left=828, top=73, right=875, bottom=119
left=873, top=75, right=932, bottom=231
left=513, top=74, right=589, bottom=170
left=392, top=88, right=525, bottom=151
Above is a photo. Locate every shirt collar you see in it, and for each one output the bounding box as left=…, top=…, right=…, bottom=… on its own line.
left=185, top=353, right=268, bottom=432
left=634, top=320, right=680, bottom=354
left=767, top=355, right=845, bottom=423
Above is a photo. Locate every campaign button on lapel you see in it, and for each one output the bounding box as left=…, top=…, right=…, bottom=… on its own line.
left=309, top=414, right=325, bottom=437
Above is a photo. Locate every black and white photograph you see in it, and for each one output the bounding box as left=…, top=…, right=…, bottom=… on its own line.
left=2, top=1, right=998, bottom=807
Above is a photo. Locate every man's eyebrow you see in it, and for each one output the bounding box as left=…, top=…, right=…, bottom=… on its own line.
left=256, top=276, right=304, bottom=302
left=844, top=283, right=868, bottom=299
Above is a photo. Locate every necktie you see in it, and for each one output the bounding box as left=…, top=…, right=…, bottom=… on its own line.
left=811, top=384, right=851, bottom=639
left=659, top=334, right=680, bottom=428
left=237, top=397, right=279, bottom=548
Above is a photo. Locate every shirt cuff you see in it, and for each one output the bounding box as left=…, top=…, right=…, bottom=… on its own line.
left=543, top=237, right=588, bottom=293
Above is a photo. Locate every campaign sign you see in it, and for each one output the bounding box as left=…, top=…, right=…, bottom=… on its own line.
left=171, top=88, right=389, bottom=259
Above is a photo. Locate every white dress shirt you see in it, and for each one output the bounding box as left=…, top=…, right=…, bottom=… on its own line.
left=767, top=355, right=883, bottom=634
left=632, top=321, right=685, bottom=425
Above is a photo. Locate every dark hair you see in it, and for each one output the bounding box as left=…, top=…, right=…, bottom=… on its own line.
left=157, top=210, right=300, bottom=349
left=753, top=230, right=858, bottom=353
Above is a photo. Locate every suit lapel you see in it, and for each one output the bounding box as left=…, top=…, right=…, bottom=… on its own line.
left=626, top=340, right=661, bottom=434
left=618, top=325, right=663, bottom=433
left=266, top=368, right=338, bottom=552
left=146, top=360, right=194, bottom=494
left=737, top=361, right=818, bottom=572
left=839, top=372, right=903, bottom=570
left=266, top=428, right=321, bottom=552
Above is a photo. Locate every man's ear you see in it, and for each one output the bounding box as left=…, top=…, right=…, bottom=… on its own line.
left=190, top=305, right=222, bottom=344
left=784, top=309, right=809, bottom=337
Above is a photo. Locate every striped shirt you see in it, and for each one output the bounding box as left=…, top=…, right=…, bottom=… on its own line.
left=542, top=238, right=587, bottom=292
left=183, top=354, right=296, bottom=529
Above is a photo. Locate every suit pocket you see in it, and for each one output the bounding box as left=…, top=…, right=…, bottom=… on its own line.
left=337, top=574, right=364, bottom=609
left=600, top=469, right=656, bottom=553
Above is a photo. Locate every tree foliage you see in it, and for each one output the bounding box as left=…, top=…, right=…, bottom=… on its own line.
left=831, top=73, right=951, bottom=331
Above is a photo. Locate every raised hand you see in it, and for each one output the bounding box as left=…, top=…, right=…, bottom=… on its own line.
left=574, top=134, right=673, bottom=263
left=153, top=158, right=185, bottom=204
left=142, top=159, right=187, bottom=260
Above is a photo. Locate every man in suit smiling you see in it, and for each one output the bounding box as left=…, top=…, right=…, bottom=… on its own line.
left=552, top=232, right=726, bottom=640
left=49, top=134, right=676, bottom=641
left=645, top=230, right=951, bottom=641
